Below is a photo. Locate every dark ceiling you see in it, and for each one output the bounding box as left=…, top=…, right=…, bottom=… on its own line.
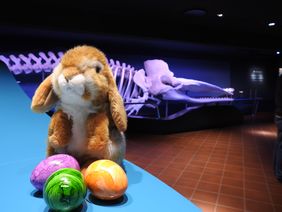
left=0, top=0, right=282, bottom=53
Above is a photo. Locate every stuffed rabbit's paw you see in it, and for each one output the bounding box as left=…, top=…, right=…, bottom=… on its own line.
left=48, top=110, right=72, bottom=149
left=48, top=134, right=67, bottom=148
left=87, top=130, right=110, bottom=159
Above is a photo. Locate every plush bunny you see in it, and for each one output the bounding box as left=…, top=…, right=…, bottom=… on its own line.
left=31, top=45, right=127, bottom=167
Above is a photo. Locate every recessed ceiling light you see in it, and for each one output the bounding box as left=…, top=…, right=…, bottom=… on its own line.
left=184, top=9, right=207, bottom=17
left=277, top=51, right=280, bottom=55
left=268, top=22, right=276, bottom=27
left=217, top=13, right=223, bottom=17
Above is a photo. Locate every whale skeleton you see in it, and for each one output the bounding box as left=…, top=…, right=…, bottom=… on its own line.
left=0, top=52, right=234, bottom=119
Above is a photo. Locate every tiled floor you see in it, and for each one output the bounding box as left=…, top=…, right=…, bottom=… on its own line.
left=125, top=114, right=282, bottom=212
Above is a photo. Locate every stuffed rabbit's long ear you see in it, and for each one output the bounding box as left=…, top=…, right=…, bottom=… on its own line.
left=31, top=74, right=58, bottom=113
left=106, top=67, right=127, bottom=132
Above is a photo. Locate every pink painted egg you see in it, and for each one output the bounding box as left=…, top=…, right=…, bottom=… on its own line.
left=30, top=154, right=80, bottom=191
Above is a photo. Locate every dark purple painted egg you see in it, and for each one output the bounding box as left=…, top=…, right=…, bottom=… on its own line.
left=30, top=154, right=80, bottom=191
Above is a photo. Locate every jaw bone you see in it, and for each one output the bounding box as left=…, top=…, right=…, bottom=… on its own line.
left=143, top=59, right=234, bottom=103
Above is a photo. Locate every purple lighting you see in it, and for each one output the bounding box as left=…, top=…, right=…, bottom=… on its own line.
left=0, top=52, right=234, bottom=119
left=0, top=52, right=63, bottom=75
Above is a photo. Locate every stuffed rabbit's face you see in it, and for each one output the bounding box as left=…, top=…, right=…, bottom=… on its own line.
left=52, top=57, right=109, bottom=107
left=31, top=45, right=127, bottom=132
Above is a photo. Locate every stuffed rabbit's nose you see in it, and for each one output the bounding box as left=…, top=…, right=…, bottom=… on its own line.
left=63, top=67, right=80, bottom=82
left=65, top=75, right=72, bottom=82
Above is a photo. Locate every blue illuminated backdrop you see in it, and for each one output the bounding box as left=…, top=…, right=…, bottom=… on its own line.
left=0, top=27, right=278, bottom=113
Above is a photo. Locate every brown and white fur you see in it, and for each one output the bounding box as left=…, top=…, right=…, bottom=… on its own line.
left=31, top=45, right=127, bottom=168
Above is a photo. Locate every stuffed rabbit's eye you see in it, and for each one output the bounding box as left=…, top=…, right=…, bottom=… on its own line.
left=95, top=65, right=102, bottom=73
left=92, top=61, right=103, bottom=74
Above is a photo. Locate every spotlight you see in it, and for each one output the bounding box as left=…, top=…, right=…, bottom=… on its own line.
left=268, top=22, right=276, bottom=27
left=217, top=13, right=223, bottom=17
left=276, top=51, right=280, bottom=55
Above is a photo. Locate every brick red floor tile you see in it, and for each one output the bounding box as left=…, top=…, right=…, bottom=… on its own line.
left=245, top=199, right=275, bottom=212
left=223, top=170, right=243, bottom=179
left=145, top=165, right=165, bottom=177
left=197, top=181, right=220, bottom=193
left=173, top=185, right=195, bottom=199
left=125, top=113, right=281, bottom=211
left=203, top=168, right=224, bottom=176
left=192, top=190, right=218, bottom=204
left=216, top=205, right=244, bottom=212
left=244, top=173, right=266, bottom=183
left=206, top=162, right=225, bottom=169
left=271, top=193, right=282, bottom=206
left=185, top=165, right=205, bottom=173
left=180, top=171, right=202, bottom=179
left=274, top=204, right=282, bottom=212
left=224, top=165, right=243, bottom=173
left=201, top=173, right=222, bottom=184
left=244, top=181, right=268, bottom=192
left=174, top=178, right=199, bottom=189
left=220, top=185, right=244, bottom=198
left=218, top=194, right=244, bottom=210
left=268, top=184, right=282, bottom=195
left=245, top=188, right=271, bottom=203
left=191, top=200, right=215, bottom=212
left=168, top=161, right=188, bottom=169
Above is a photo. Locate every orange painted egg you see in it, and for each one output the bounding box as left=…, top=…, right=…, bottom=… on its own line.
left=84, top=160, right=128, bottom=200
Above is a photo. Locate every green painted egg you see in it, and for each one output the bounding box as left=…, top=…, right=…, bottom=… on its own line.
left=43, top=168, right=87, bottom=211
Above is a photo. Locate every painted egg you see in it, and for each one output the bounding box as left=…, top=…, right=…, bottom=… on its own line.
left=43, top=168, right=86, bottom=211
left=84, top=159, right=128, bottom=200
left=30, top=154, right=80, bottom=191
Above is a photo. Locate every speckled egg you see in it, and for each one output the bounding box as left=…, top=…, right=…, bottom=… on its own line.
left=30, top=154, right=80, bottom=191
